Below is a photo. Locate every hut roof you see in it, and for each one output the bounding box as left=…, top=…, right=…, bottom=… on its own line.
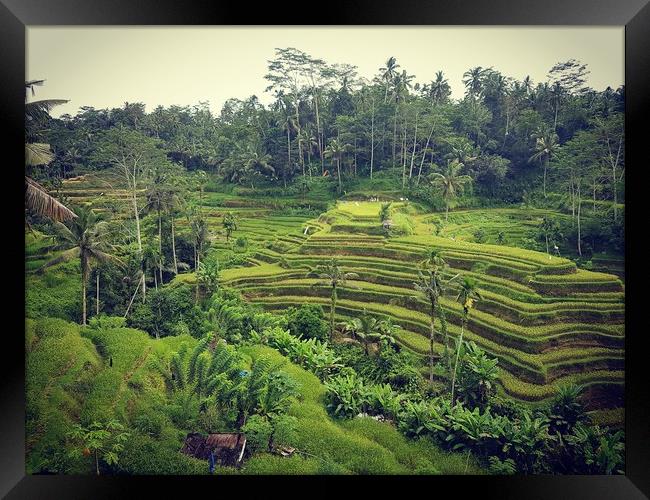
left=180, top=432, right=247, bottom=464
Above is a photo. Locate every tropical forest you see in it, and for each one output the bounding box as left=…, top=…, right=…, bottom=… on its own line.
left=25, top=48, right=625, bottom=475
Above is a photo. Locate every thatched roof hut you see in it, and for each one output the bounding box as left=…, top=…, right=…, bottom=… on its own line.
left=180, top=432, right=247, bottom=467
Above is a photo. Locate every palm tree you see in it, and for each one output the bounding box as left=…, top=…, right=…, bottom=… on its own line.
left=529, top=128, right=559, bottom=198
left=429, top=160, right=473, bottom=221
left=428, top=71, right=451, bottom=105
left=38, top=207, right=121, bottom=325
left=379, top=57, right=400, bottom=103
left=222, top=212, right=238, bottom=242
left=324, top=138, right=351, bottom=193
left=243, top=149, right=275, bottom=188
left=462, top=67, right=488, bottom=98
left=451, top=277, right=482, bottom=404
left=375, top=317, right=399, bottom=354
left=25, top=80, right=75, bottom=223
left=340, top=317, right=362, bottom=342
left=142, top=243, right=163, bottom=290
left=145, top=173, right=175, bottom=285
left=379, top=202, right=392, bottom=224
left=414, top=259, right=456, bottom=382
left=190, top=216, right=209, bottom=271
left=309, top=259, right=359, bottom=340
left=355, top=311, right=382, bottom=355
left=197, top=259, right=220, bottom=302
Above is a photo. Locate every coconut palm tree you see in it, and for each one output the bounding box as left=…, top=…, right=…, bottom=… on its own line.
left=142, top=243, right=163, bottom=290
left=324, top=138, right=351, bottom=193
left=414, top=261, right=457, bottom=382
left=197, top=259, right=220, bottom=302
left=24, top=80, right=75, bottom=223
left=451, top=277, right=482, bottom=404
left=529, top=128, right=559, bottom=198
left=190, top=215, right=209, bottom=271
left=429, top=160, right=473, bottom=221
left=462, top=67, right=489, bottom=98
left=340, top=317, right=362, bottom=342
left=38, top=206, right=121, bottom=325
left=379, top=57, right=400, bottom=103
left=243, top=149, right=275, bottom=188
left=428, top=71, right=451, bottom=105
left=309, top=259, right=359, bottom=340
left=222, top=212, right=238, bottom=242
left=355, top=311, right=383, bottom=355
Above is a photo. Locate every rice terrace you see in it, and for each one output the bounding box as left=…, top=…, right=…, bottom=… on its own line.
left=25, top=29, right=625, bottom=476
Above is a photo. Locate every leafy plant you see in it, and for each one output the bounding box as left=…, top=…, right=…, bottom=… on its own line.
left=67, top=420, right=130, bottom=475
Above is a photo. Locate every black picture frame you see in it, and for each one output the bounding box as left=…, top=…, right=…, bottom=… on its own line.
left=2, top=1, right=648, bottom=497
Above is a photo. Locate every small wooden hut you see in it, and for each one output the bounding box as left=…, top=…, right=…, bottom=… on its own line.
left=180, top=432, right=247, bottom=467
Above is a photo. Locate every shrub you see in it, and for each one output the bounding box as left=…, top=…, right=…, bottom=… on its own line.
left=242, top=415, right=273, bottom=453
left=324, top=372, right=369, bottom=418
left=474, top=228, right=487, bottom=244
left=286, top=304, right=328, bottom=342
left=87, top=315, right=127, bottom=330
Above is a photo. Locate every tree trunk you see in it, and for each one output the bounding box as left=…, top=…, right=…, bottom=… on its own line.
left=336, top=159, right=342, bottom=193
left=131, top=190, right=146, bottom=302
left=330, top=285, right=337, bottom=341
left=158, top=208, right=163, bottom=285
left=612, top=164, right=618, bottom=222
left=408, top=111, right=419, bottom=180
left=593, top=177, right=597, bottom=211
left=82, top=272, right=87, bottom=326
left=429, top=301, right=436, bottom=383
left=543, top=158, right=548, bottom=198
left=445, top=203, right=449, bottom=222
left=171, top=216, right=178, bottom=274
left=450, top=318, right=465, bottom=404
left=95, top=450, right=100, bottom=476
left=545, top=233, right=549, bottom=255
left=370, top=99, right=375, bottom=179
left=577, top=183, right=582, bottom=257
left=96, top=271, right=100, bottom=316
left=417, top=124, right=435, bottom=185
left=392, top=105, right=398, bottom=166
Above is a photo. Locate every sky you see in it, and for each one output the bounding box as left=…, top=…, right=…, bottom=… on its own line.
left=27, top=27, right=624, bottom=118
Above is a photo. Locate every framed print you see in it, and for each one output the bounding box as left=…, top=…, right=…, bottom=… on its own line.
left=2, top=0, right=649, bottom=497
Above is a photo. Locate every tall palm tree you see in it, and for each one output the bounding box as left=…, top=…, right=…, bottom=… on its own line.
left=145, top=170, right=176, bottom=285
left=450, top=277, right=482, bottom=404
left=462, top=67, right=488, bottom=98
left=190, top=215, right=209, bottom=271
left=309, top=259, right=359, bottom=340
left=529, top=128, right=559, bottom=198
left=429, top=160, right=473, bottom=221
left=324, top=138, right=351, bottom=193
left=414, top=260, right=457, bottom=382
left=428, top=71, right=451, bottom=105
left=25, top=80, right=75, bottom=223
left=379, top=57, right=400, bottom=103
left=38, top=207, right=121, bottom=325
left=243, top=149, right=275, bottom=188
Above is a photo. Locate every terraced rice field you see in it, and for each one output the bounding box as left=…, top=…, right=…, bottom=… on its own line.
left=61, top=172, right=624, bottom=418
left=204, top=200, right=624, bottom=415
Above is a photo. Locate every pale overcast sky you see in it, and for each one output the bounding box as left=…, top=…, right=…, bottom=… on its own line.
left=27, top=27, right=624, bottom=118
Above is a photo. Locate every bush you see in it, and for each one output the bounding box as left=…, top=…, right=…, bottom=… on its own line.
left=87, top=315, right=127, bottom=330
left=128, top=285, right=210, bottom=339
left=286, top=304, right=328, bottom=342
left=242, top=415, right=273, bottom=453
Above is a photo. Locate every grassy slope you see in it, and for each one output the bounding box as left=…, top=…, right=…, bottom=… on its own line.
left=25, top=316, right=483, bottom=475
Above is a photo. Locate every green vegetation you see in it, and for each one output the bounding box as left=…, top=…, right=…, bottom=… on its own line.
left=25, top=49, right=624, bottom=475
